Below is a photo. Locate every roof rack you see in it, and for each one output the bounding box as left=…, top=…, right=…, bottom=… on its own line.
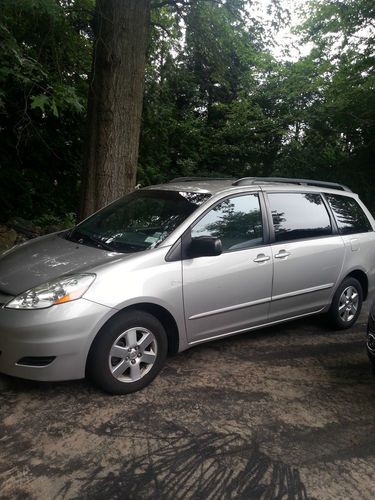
left=169, top=176, right=233, bottom=183
left=232, top=177, right=352, bottom=192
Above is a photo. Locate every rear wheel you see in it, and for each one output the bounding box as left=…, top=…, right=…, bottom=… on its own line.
left=87, top=310, right=167, bottom=394
left=328, top=277, right=363, bottom=329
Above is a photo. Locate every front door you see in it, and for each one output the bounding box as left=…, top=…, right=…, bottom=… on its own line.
left=182, top=193, right=273, bottom=343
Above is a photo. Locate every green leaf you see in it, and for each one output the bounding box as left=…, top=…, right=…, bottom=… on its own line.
left=30, top=94, right=49, bottom=113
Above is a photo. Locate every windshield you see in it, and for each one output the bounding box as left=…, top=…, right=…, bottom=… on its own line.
left=66, top=190, right=211, bottom=253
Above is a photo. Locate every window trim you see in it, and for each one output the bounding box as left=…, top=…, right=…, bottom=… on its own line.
left=264, top=190, right=336, bottom=245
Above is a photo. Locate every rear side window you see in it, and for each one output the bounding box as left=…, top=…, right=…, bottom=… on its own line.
left=191, top=194, right=263, bottom=252
left=325, top=194, right=372, bottom=235
left=268, top=192, right=332, bottom=242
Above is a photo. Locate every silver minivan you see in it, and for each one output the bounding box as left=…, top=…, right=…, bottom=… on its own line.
left=0, top=177, right=374, bottom=394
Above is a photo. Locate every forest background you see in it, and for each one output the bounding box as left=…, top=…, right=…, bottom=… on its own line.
left=0, top=0, right=374, bottom=231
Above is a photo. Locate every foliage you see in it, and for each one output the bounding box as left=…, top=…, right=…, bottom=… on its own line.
left=0, top=0, right=93, bottom=222
left=0, top=0, right=374, bottom=219
left=139, top=0, right=375, bottom=210
left=32, top=211, right=76, bottom=229
left=140, top=0, right=287, bottom=184
left=275, top=0, right=375, bottom=208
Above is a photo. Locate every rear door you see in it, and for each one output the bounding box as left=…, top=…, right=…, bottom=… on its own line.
left=182, top=192, right=273, bottom=343
left=266, top=191, right=345, bottom=321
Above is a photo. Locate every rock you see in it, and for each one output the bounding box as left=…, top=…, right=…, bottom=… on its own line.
left=0, top=225, right=17, bottom=252
left=8, top=217, right=38, bottom=238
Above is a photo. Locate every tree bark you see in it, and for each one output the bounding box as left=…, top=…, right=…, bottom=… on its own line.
left=79, top=0, right=151, bottom=220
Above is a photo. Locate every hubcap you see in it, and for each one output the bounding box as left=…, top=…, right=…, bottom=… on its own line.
left=109, top=327, right=157, bottom=383
left=338, top=286, right=359, bottom=323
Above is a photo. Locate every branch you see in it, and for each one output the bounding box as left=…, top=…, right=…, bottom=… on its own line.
left=151, top=21, right=170, bottom=35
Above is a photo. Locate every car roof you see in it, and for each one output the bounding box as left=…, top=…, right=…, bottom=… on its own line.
left=143, top=179, right=235, bottom=195
left=142, top=177, right=355, bottom=197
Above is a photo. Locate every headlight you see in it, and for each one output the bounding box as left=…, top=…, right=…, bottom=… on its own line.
left=5, top=274, right=95, bottom=310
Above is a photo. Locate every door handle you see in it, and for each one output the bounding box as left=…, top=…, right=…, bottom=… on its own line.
left=274, top=250, right=291, bottom=259
left=253, top=254, right=270, bottom=263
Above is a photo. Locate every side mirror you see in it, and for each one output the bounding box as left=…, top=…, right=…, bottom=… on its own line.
left=189, top=236, right=222, bottom=258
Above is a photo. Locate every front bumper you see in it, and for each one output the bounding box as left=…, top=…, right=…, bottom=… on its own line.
left=0, top=298, right=113, bottom=381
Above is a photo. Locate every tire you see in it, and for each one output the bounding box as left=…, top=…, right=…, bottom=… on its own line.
left=86, top=310, right=168, bottom=394
left=328, top=277, right=363, bottom=330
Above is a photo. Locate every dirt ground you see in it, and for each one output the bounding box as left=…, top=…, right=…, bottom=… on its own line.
left=1, top=303, right=374, bottom=500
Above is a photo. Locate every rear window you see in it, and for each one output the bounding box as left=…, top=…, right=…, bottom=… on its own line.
left=268, top=192, right=332, bottom=242
left=325, top=194, right=372, bottom=235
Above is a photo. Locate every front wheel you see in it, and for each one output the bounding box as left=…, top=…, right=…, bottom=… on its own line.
left=87, top=310, right=168, bottom=394
left=328, top=277, right=363, bottom=329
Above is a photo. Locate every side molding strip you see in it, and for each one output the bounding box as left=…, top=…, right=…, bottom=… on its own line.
left=189, top=296, right=271, bottom=320
left=271, top=283, right=334, bottom=302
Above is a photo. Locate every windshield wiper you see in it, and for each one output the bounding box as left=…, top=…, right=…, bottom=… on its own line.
left=69, top=231, right=116, bottom=252
left=84, top=234, right=116, bottom=252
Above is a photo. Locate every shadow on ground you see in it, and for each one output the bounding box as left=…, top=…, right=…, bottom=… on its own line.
left=1, top=306, right=375, bottom=499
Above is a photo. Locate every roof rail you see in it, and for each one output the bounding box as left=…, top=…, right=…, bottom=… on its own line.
left=169, top=176, right=233, bottom=183
left=232, top=177, right=352, bottom=192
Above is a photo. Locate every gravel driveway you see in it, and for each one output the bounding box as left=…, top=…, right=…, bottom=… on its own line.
left=1, top=303, right=374, bottom=499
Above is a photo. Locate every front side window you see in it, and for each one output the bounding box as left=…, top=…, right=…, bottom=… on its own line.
left=325, top=194, right=372, bottom=235
left=191, top=194, right=263, bottom=251
left=67, top=190, right=211, bottom=253
left=268, top=192, right=332, bottom=242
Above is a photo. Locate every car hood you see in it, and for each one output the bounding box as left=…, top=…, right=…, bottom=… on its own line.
left=0, top=233, right=125, bottom=296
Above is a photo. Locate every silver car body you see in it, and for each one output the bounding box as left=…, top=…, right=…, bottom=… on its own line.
left=1, top=179, right=375, bottom=381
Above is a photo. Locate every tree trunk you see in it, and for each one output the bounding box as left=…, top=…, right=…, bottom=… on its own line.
left=79, top=0, right=151, bottom=220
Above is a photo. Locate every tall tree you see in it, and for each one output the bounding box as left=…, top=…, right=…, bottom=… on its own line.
left=79, top=0, right=151, bottom=219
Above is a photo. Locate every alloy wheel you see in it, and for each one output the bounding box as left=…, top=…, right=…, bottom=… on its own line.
left=338, top=286, right=359, bottom=323
left=108, top=327, right=157, bottom=383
